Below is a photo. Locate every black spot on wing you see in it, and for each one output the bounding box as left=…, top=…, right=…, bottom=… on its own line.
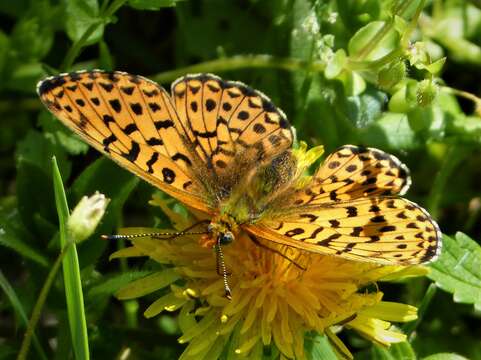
left=123, top=142, right=140, bottom=162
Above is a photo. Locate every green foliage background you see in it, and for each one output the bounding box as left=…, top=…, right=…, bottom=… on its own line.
left=0, top=0, right=481, bottom=359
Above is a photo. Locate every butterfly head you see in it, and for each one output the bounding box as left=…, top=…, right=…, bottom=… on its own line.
left=201, top=214, right=239, bottom=248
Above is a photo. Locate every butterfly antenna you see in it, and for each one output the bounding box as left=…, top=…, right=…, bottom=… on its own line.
left=101, top=231, right=207, bottom=241
left=215, top=240, right=232, bottom=300
left=102, top=220, right=211, bottom=241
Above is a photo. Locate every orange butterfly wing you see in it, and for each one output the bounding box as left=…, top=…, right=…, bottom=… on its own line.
left=246, top=146, right=441, bottom=264
left=171, top=74, right=293, bottom=176
left=37, top=70, right=211, bottom=213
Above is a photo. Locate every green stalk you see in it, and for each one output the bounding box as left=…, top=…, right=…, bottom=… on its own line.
left=427, top=146, right=467, bottom=219
left=61, top=22, right=103, bottom=71
left=151, top=55, right=325, bottom=84
left=402, top=282, right=437, bottom=337
left=0, top=270, right=48, bottom=360
left=17, top=248, right=69, bottom=360
left=60, top=0, right=129, bottom=71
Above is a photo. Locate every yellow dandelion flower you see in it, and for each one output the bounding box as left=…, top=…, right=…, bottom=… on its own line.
left=112, top=194, right=426, bottom=360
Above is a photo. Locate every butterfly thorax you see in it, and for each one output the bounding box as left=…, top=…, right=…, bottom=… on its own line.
left=217, top=150, right=298, bottom=224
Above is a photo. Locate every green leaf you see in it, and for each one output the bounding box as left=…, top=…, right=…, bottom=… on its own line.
left=86, top=270, right=152, bottom=301
left=38, top=112, right=89, bottom=156
left=424, top=57, right=446, bottom=75
left=345, top=87, right=387, bottom=128
left=356, top=342, right=416, bottom=360
left=359, top=112, right=417, bottom=150
left=7, top=62, right=46, bottom=93
left=428, top=232, right=481, bottom=311
left=175, top=1, right=267, bottom=62
left=304, top=333, right=338, bottom=360
left=348, top=21, right=400, bottom=61
left=16, top=130, right=70, bottom=235
left=116, top=269, right=180, bottom=300
left=65, top=0, right=104, bottom=45
left=325, top=49, right=347, bottom=79
left=52, top=157, right=90, bottom=360
left=128, top=0, right=181, bottom=10
left=0, top=206, right=49, bottom=267
left=11, top=16, right=53, bottom=61
left=0, top=30, right=10, bottom=79
left=447, top=115, right=481, bottom=145
left=422, top=354, right=470, bottom=360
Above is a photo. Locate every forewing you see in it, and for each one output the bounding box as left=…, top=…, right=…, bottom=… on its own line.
left=37, top=70, right=212, bottom=213
left=245, top=197, right=441, bottom=264
left=171, top=74, right=294, bottom=175
left=288, top=145, right=411, bottom=206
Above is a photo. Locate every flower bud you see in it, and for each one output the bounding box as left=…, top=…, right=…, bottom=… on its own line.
left=68, top=192, right=110, bottom=243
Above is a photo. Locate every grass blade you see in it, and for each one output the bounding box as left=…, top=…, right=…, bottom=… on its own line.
left=0, top=270, right=48, bottom=360
left=52, top=156, right=90, bottom=360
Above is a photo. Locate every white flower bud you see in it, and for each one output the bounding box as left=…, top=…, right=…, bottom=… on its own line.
left=68, top=192, right=109, bottom=243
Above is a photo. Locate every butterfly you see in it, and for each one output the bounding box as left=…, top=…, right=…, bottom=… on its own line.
left=37, top=70, right=441, bottom=297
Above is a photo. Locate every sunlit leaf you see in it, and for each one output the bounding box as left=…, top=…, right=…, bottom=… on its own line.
left=428, top=232, right=481, bottom=311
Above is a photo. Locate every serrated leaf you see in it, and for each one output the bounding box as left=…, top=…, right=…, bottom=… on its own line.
left=428, top=232, right=481, bottom=311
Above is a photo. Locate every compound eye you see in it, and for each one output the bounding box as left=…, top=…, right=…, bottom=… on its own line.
left=220, top=232, right=234, bottom=245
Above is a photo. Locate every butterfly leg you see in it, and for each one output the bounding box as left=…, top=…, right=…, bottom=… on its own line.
left=247, top=234, right=306, bottom=271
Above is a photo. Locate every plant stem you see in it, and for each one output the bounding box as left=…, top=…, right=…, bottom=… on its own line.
left=427, top=145, right=467, bottom=219
left=17, top=247, right=70, bottom=360
left=150, top=55, right=325, bottom=84
left=402, top=282, right=437, bottom=337
left=60, top=0, right=129, bottom=71
left=442, top=86, right=481, bottom=114
left=0, top=271, right=48, bottom=360
left=105, top=0, right=129, bottom=16
left=61, top=22, right=103, bottom=71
